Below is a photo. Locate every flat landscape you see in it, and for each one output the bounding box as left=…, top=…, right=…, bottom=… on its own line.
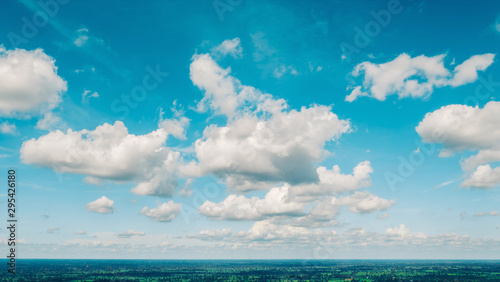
left=1, top=0, right=500, bottom=280
left=2, top=260, right=500, bottom=281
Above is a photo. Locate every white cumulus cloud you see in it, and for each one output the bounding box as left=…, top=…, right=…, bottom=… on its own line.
left=20, top=121, right=181, bottom=197
left=0, top=47, right=67, bottom=117
left=346, top=53, right=495, bottom=102
left=140, top=201, right=182, bottom=222
left=416, top=101, right=500, bottom=188
left=292, top=161, right=373, bottom=199
left=337, top=191, right=395, bottom=214
left=0, top=121, right=18, bottom=135
left=188, top=44, right=352, bottom=191
left=85, top=196, right=114, bottom=214
left=186, top=106, right=351, bottom=191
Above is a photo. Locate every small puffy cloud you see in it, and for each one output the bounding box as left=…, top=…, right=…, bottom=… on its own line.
left=211, top=38, right=243, bottom=58
left=85, top=196, right=114, bottom=214
left=200, top=185, right=305, bottom=221
left=416, top=102, right=500, bottom=188
left=386, top=224, right=411, bottom=237
left=273, top=65, right=298, bottom=79
left=117, top=230, right=145, bottom=238
left=462, top=165, right=500, bottom=189
left=0, top=47, right=67, bottom=117
left=474, top=210, right=499, bottom=217
left=140, top=201, right=182, bottom=222
left=81, top=90, right=99, bottom=104
left=0, top=121, right=18, bottom=135
left=337, top=191, right=395, bottom=214
left=21, top=121, right=181, bottom=197
left=76, top=230, right=87, bottom=235
left=346, top=53, right=495, bottom=102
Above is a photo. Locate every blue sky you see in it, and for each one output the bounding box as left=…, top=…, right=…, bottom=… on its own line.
left=0, top=0, right=500, bottom=259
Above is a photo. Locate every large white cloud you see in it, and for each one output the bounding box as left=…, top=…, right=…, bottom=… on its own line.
left=0, top=47, right=67, bottom=117
left=416, top=102, right=500, bottom=152
left=140, top=201, right=182, bottom=222
left=346, top=53, right=495, bottom=102
left=20, top=121, right=181, bottom=197
left=188, top=44, right=353, bottom=191
left=185, top=106, right=351, bottom=191
left=416, top=101, right=500, bottom=188
left=85, top=196, right=114, bottom=214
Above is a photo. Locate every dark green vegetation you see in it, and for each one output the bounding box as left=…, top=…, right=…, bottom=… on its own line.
left=1, top=259, right=500, bottom=281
